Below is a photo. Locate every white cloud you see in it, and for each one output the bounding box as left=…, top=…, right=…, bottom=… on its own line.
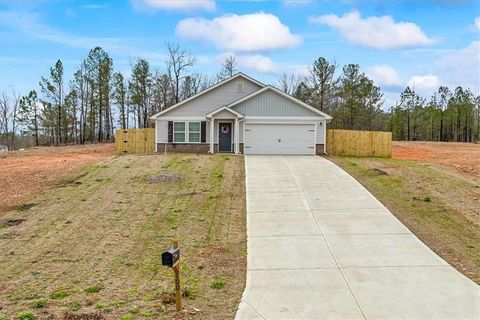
left=407, top=75, right=439, bottom=94
left=475, top=17, right=480, bottom=30
left=435, top=41, right=480, bottom=90
left=176, top=13, right=301, bottom=52
left=133, top=0, right=215, bottom=12
left=365, top=65, right=402, bottom=86
left=282, top=0, right=312, bottom=6
left=310, top=10, right=432, bottom=49
left=237, top=54, right=277, bottom=73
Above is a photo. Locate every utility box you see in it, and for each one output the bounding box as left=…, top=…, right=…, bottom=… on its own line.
left=162, top=248, right=180, bottom=267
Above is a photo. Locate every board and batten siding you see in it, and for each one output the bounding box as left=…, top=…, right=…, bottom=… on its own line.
left=160, top=79, right=262, bottom=117
left=231, top=90, right=319, bottom=117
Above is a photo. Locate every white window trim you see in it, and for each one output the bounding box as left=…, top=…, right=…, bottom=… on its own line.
left=172, top=121, right=203, bottom=144
left=173, top=121, right=186, bottom=143
left=188, top=121, right=201, bottom=143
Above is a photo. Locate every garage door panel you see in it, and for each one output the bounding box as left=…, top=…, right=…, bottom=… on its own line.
left=244, top=123, right=315, bottom=155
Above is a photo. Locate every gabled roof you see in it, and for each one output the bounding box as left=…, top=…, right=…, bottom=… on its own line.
left=206, top=106, right=244, bottom=119
left=227, top=85, right=333, bottom=119
left=150, top=73, right=265, bottom=119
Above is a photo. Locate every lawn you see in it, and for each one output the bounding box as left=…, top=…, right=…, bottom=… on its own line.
left=331, top=155, right=480, bottom=284
left=0, top=153, right=246, bottom=319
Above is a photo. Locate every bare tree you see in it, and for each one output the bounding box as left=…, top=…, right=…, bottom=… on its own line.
left=277, top=73, right=299, bottom=95
left=165, top=42, right=197, bottom=104
left=0, top=91, right=20, bottom=149
left=218, top=55, right=237, bottom=80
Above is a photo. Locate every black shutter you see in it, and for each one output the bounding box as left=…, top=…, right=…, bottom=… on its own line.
left=168, top=121, right=173, bottom=143
left=201, top=121, right=206, bottom=143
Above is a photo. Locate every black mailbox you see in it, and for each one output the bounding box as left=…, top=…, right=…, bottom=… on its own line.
left=162, top=248, right=180, bottom=267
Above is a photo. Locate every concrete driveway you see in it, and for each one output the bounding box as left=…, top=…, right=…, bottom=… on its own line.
left=236, top=156, right=480, bottom=320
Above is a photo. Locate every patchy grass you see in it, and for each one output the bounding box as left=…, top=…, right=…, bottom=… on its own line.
left=16, top=311, right=35, bottom=320
left=31, top=299, right=47, bottom=308
left=84, top=284, right=104, bottom=294
left=210, top=277, right=228, bottom=289
left=49, top=290, right=70, bottom=300
left=0, top=154, right=246, bottom=319
left=331, top=156, right=480, bottom=284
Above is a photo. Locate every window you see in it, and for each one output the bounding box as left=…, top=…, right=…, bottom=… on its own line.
left=189, top=122, right=200, bottom=143
left=236, top=82, right=244, bottom=93
left=173, top=122, right=185, bottom=143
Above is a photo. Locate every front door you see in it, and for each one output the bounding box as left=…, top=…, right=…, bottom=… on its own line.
left=218, top=122, right=232, bottom=152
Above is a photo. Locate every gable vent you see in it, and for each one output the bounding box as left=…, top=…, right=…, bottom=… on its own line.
left=236, top=82, right=244, bottom=93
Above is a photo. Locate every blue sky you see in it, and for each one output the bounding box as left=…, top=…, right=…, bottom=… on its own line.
left=1, top=0, right=479, bottom=108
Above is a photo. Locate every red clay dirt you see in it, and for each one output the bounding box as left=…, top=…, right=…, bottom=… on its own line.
left=0, top=144, right=115, bottom=215
left=392, top=141, right=480, bottom=177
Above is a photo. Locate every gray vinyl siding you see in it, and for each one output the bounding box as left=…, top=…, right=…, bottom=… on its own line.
left=231, top=90, right=320, bottom=117
left=160, top=78, right=261, bottom=117
left=317, top=120, right=325, bottom=143
left=156, top=119, right=168, bottom=143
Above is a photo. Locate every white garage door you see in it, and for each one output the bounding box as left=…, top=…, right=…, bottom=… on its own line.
left=244, top=123, right=315, bottom=155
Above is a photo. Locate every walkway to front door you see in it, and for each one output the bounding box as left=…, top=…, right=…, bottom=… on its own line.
left=218, top=122, right=232, bottom=152
left=236, top=155, right=479, bottom=320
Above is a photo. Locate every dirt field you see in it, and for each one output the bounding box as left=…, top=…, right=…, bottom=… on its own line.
left=393, top=141, right=480, bottom=177
left=0, top=144, right=115, bottom=215
left=0, top=153, right=246, bottom=320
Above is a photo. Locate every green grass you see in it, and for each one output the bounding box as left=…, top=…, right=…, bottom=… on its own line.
left=49, top=290, right=70, bottom=300
left=67, top=301, right=82, bottom=311
left=332, top=156, right=480, bottom=284
left=84, top=284, right=104, bottom=294
left=210, top=277, right=227, bottom=289
left=31, top=299, right=47, bottom=308
left=16, top=311, right=35, bottom=320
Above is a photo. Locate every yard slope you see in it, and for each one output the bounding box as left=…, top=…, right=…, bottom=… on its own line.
left=331, top=156, right=480, bottom=284
left=0, top=154, right=246, bottom=319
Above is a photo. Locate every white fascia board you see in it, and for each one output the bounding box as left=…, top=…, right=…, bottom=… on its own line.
left=206, top=106, right=244, bottom=118
left=156, top=116, right=206, bottom=121
left=245, top=116, right=325, bottom=120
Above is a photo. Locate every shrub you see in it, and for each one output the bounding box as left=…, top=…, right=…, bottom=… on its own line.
left=423, top=196, right=432, bottom=202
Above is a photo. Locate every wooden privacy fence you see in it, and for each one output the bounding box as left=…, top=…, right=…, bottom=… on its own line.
left=115, top=128, right=391, bottom=157
left=116, top=128, right=155, bottom=154
left=326, top=129, right=392, bottom=157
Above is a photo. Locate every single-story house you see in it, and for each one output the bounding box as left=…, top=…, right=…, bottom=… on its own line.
left=151, top=73, right=332, bottom=155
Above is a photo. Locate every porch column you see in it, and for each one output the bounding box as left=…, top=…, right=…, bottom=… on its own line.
left=209, top=118, right=215, bottom=153
left=234, top=118, right=240, bottom=154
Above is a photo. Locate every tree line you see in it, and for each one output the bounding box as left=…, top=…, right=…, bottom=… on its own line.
left=285, top=57, right=479, bottom=142
left=0, top=48, right=478, bottom=150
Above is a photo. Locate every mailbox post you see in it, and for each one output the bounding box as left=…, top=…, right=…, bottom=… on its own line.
left=161, top=241, right=182, bottom=311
